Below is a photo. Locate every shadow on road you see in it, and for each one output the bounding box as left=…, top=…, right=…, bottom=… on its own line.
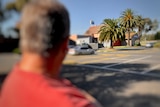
left=1, top=63, right=160, bottom=107
left=61, top=63, right=160, bottom=107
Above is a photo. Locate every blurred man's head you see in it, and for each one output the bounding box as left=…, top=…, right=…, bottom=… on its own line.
left=19, top=0, right=70, bottom=75
left=20, top=0, right=70, bottom=57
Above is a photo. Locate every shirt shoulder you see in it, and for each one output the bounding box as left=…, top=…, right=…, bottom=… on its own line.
left=46, top=78, right=95, bottom=107
left=1, top=65, right=95, bottom=107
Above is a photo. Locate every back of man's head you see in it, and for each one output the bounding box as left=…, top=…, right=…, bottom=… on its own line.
left=20, top=0, right=70, bottom=56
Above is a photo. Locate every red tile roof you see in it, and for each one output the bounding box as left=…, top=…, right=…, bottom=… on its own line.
left=84, top=25, right=102, bottom=35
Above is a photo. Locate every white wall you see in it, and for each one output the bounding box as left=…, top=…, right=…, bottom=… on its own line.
left=77, top=37, right=91, bottom=44
left=103, top=40, right=111, bottom=48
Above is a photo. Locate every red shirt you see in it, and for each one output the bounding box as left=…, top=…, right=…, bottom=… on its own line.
left=0, top=65, right=95, bottom=107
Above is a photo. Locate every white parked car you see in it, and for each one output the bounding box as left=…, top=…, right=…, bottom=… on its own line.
left=146, top=42, right=154, bottom=48
left=68, top=45, right=95, bottom=55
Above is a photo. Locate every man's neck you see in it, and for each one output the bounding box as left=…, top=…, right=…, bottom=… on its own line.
left=19, top=52, right=64, bottom=78
left=19, top=53, right=47, bottom=74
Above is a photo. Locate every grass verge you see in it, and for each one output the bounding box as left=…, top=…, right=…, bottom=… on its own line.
left=153, top=41, right=160, bottom=48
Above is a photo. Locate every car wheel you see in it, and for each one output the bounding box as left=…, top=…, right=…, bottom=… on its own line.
left=91, top=51, right=94, bottom=54
left=79, top=52, right=82, bottom=55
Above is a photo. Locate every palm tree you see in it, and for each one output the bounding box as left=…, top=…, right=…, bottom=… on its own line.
left=118, top=25, right=126, bottom=42
left=99, top=19, right=125, bottom=48
left=134, top=15, right=145, bottom=45
left=120, top=9, right=136, bottom=46
left=135, top=15, right=145, bottom=37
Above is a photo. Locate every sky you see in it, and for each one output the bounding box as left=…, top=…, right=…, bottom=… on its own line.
left=2, top=0, right=160, bottom=36
left=59, top=0, right=160, bottom=34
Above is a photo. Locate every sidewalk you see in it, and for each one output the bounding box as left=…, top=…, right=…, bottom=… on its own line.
left=96, top=46, right=146, bottom=53
left=0, top=53, right=20, bottom=74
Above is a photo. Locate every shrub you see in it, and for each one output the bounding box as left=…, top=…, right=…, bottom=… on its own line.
left=13, top=48, right=21, bottom=54
left=153, top=42, right=160, bottom=48
left=155, top=32, right=160, bottom=40
left=134, top=40, right=141, bottom=46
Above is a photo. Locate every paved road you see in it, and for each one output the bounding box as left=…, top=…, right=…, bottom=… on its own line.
left=65, top=47, right=160, bottom=77
left=1, top=47, right=160, bottom=107
left=0, top=53, right=20, bottom=74
left=62, top=47, right=160, bottom=107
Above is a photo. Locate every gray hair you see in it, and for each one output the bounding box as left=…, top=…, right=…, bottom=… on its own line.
left=20, top=0, right=70, bottom=55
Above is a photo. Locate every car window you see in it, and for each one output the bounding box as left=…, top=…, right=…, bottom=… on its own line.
left=88, top=45, right=92, bottom=49
left=81, top=47, right=89, bottom=50
left=81, top=44, right=92, bottom=49
left=74, top=46, right=80, bottom=49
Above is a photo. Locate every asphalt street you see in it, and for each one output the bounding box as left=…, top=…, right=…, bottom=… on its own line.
left=62, top=47, right=160, bottom=107
left=64, top=47, right=160, bottom=77
left=0, top=47, right=160, bottom=107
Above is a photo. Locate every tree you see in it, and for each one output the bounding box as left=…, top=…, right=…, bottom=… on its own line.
left=135, top=15, right=145, bottom=37
left=120, top=9, right=136, bottom=46
left=118, top=25, right=126, bottom=41
left=135, top=16, right=159, bottom=45
left=6, top=0, right=30, bottom=12
left=0, top=1, right=3, bottom=21
left=154, top=31, right=160, bottom=40
left=0, top=0, right=6, bottom=37
left=134, top=15, right=145, bottom=45
left=0, top=0, right=3, bottom=35
left=4, top=0, right=30, bottom=36
left=99, top=19, right=125, bottom=48
left=142, top=18, right=159, bottom=33
left=150, top=19, right=159, bottom=31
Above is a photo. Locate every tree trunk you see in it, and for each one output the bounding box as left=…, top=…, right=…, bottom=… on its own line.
left=128, top=29, right=130, bottom=46
left=138, top=28, right=142, bottom=46
left=110, top=39, right=113, bottom=48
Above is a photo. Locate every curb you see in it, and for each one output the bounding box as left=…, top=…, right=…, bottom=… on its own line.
left=63, top=61, right=77, bottom=65
left=96, top=49, right=117, bottom=52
